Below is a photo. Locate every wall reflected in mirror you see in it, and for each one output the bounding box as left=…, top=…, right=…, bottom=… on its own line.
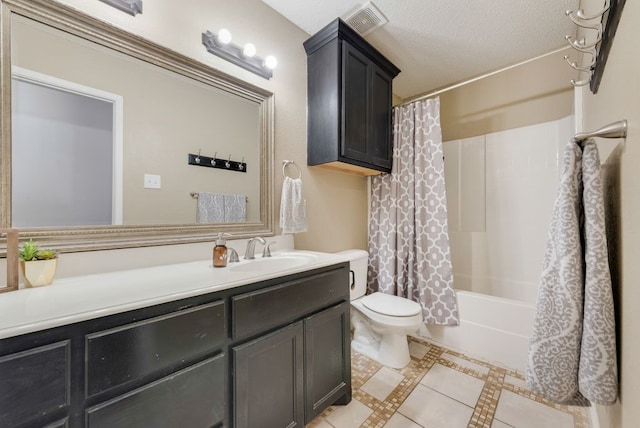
left=11, top=15, right=261, bottom=228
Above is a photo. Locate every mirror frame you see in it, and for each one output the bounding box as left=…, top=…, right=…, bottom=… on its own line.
left=0, top=0, right=275, bottom=253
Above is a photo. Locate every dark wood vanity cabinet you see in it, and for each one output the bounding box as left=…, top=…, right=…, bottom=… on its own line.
left=231, top=267, right=351, bottom=428
left=304, top=18, right=400, bottom=175
left=0, top=263, right=350, bottom=428
left=232, top=302, right=351, bottom=428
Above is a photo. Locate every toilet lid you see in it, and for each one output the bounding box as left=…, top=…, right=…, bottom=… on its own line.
left=361, top=292, right=422, bottom=317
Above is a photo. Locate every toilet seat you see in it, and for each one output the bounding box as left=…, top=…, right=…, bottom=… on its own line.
left=361, top=292, right=421, bottom=317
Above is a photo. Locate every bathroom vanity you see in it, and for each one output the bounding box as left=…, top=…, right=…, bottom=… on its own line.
left=0, top=252, right=351, bottom=428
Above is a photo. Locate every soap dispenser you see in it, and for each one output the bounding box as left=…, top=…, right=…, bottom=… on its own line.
left=213, top=233, right=230, bottom=268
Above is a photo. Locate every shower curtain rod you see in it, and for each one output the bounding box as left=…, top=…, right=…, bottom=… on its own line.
left=573, top=119, right=627, bottom=142
left=400, top=46, right=571, bottom=106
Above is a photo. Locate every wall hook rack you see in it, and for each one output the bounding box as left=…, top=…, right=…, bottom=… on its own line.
left=188, top=153, right=247, bottom=173
left=564, top=0, right=626, bottom=93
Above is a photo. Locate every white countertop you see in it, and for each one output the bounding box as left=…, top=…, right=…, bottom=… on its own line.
left=0, top=250, right=350, bottom=340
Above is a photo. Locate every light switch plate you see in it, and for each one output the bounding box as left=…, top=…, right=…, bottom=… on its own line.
left=144, top=174, right=161, bottom=189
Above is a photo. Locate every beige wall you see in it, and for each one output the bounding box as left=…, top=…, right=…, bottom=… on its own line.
left=580, top=0, right=640, bottom=426
left=438, top=49, right=575, bottom=141
left=33, top=0, right=368, bottom=275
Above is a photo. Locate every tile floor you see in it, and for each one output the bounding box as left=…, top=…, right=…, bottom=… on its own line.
left=307, top=337, right=591, bottom=428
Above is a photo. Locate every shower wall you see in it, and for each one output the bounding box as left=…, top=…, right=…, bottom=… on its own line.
left=443, top=115, right=574, bottom=303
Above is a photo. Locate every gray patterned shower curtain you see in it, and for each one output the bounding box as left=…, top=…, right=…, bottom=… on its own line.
left=367, top=97, right=459, bottom=325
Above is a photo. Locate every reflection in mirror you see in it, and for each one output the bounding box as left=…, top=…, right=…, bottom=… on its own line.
left=12, top=16, right=260, bottom=227
left=12, top=67, right=123, bottom=228
left=0, top=0, right=274, bottom=251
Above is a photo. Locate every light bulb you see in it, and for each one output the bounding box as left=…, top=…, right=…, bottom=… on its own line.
left=243, top=43, right=256, bottom=58
left=264, top=55, right=278, bottom=70
left=217, top=28, right=232, bottom=45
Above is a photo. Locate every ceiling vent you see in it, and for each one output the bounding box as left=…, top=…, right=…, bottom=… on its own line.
left=344, top=2, right=388, bottom=37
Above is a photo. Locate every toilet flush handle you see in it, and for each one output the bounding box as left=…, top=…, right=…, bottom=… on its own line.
left=350, top=270, right=355, bottom=290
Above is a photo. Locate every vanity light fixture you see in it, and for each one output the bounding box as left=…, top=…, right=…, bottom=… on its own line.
left=243, top=43, right=256, bottom=58
left=202, top=30, right=277, bottom=79
left=217, top=29, right=232, bottom=45
left=98, top=0, right=143, bottom=16
left=264, top=55, right=278, bottom=70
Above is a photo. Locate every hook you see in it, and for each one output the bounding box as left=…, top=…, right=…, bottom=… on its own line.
left=566, top=0, right=610, bottom=22
left=195, top=149, right=201, bottom=164
left=565, top=33, right=602, bottom=51
left=238, top=157, right=245, bottom=170
left=564, top=54, right=596, bottom=72
left=211, top=152, right=217, bottom=166
left=226, top=155, right=231, bottom=168
left=566, top=9, right=606, bottom=28
left=570, top=77, right=591, bottom=87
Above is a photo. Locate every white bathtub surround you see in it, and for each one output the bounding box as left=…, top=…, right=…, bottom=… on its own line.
left=431, top=117, right=577, bottom=379
left=527, top=140, right=617, bottom=405
left=443, top=116, right=574, bottom=304
left=368, top=97, right=458, bottom=325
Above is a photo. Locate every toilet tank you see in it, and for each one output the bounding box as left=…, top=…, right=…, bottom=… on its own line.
left=335, top=249, right=369, bottom=300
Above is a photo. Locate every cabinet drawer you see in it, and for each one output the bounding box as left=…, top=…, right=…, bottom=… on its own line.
left=0, top=341, right=70, bottom=428
left=232, top=265, right=348, bottom=339
left=86, top=300, right=225, bottom=397
left=86, top=353, right=226, bottom=428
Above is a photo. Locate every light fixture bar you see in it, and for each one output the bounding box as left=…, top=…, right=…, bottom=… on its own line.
left=99, top=0, right=143, bottom=16
left=202, top=31, right=273, bottom=80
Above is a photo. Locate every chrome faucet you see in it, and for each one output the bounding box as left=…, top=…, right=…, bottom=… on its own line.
left=262, top=241, right=276, bottom=258
left=227, top=247, right=240, bottom=263
left=244, top=237, right=266, bottom=260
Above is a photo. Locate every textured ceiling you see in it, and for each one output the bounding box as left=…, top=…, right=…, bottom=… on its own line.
left=261, top=0, right=580, bottom=99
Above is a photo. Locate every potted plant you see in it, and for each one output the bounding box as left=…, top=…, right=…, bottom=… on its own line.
left=18, top=240, right=58, bottom=287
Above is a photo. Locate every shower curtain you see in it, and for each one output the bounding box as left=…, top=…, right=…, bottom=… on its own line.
left=368, top=97, right=459, bottom=325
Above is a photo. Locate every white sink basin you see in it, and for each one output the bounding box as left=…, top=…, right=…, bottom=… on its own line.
left=228, top=254, right=317, bottom=273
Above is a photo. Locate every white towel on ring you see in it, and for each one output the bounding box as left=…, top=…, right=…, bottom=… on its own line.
left=279, top=176, right=307, bottom=234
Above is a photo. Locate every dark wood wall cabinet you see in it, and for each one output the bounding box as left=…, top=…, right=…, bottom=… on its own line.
left=0, top=263, right=351, bottom=428
left=304, top=18, right=400, bottom=176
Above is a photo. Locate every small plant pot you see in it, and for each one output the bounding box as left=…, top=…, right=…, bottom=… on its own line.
left=20, top=259, right=58, bottom=287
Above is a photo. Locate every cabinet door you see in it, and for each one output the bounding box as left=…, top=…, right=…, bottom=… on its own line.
left=304, top=302, right=351, bottom=422
left=369, top=63, right=394, bottom=169
left=341, top=40, right=370, bottom=163
left=233, top=322, right=304, bottom=428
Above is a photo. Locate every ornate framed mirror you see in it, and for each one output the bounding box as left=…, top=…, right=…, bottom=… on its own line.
left=0, top=0, right=275, bottom=253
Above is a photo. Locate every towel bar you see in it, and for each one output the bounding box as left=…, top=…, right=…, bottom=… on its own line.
left=573, top=120, right=627, bottom=143
left=190, top=192, right=247, bottom=202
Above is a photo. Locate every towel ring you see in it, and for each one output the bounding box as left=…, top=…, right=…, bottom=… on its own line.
left=282, top=160, right=302, bottom=179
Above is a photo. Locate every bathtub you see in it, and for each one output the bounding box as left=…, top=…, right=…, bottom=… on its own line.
left=415, top=290, right=534, bottom=373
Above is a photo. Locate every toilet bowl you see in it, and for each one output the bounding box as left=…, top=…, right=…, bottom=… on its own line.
left=336, top=250, right=423, bottom=369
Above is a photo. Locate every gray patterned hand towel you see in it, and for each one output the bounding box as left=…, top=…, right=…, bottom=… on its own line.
left=526, top=139, right=617, bottom=405
left=224, top=194, right=247, bottom=223
left=196, top=192, right=225, bottom=223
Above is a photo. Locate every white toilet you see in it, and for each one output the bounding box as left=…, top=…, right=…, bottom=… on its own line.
left=337, top=250, right=423, bottom=369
